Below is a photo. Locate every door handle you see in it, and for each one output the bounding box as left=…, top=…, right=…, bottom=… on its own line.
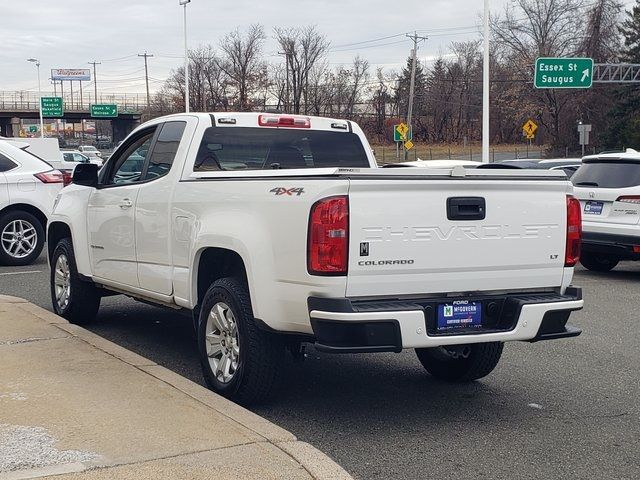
left=119, top=198, right=133, bottom=209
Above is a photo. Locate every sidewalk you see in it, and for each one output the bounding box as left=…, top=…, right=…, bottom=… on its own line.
left=0, top=295, right=352, bottom=480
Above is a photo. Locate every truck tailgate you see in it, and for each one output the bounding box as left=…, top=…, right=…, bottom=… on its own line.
left=346, top=176, right=569, bottom=297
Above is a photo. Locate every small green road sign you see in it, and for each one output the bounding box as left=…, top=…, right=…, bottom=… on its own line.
left=29, top=125, right=37, bottom=133
left=41, top=97, right=63, bottom=117
left=393, top=124, right=413, bottom=142
left=534, top=57, right=594, bottom=89
left=91, top=104, right=118, bottom=118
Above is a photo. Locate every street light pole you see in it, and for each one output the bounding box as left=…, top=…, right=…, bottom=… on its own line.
left=179, top=0, right=191, bottom=113
left=482, top=0, right=490, bottom=163
left=27, top=58, right=44, bottom=138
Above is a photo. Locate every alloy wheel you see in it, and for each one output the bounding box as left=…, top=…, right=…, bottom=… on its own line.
left=1, top=219, right=37, bottom=259
left=54, top=254, right=71, bottom=310
left=204, top=302, right=240, bottom=383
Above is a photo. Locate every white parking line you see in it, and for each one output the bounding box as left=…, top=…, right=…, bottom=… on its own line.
left=0, top=270, right=42, bottom=276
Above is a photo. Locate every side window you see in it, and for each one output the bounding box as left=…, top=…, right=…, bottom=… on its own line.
left=143, top=122, right=186, bottom=180
left=0, top=153, right=17, bottom=172
left=74, top=153, right=88, bottom=163
left=108, top=133, right=155, bottom=185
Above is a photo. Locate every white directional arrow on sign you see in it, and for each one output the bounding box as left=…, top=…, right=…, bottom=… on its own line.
left=581, top=69, right=590, bottom=83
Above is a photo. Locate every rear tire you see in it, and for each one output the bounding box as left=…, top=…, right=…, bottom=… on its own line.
left=580, top=252, right=619, bottom=272
left=197, top=277, right=284, bottom=405
left=416, top=342, right=504, bottom=382
left=50, top=238, right=101, bottom=324
left=0, top=210, right=45, bottom=266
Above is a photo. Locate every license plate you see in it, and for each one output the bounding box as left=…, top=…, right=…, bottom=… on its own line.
left=437, top=301, right=482, bottom=332
left=584, top=201, right=603, bottom=215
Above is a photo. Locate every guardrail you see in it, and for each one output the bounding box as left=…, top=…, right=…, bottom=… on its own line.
left=0, top=91, right=154, bottom=112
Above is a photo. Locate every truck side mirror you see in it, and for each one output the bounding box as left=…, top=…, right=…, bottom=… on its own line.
left=72, top=163, right=99, bottom=187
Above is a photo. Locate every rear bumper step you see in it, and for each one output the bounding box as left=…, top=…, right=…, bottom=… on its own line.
left=309, top=288, right=583, bottom=352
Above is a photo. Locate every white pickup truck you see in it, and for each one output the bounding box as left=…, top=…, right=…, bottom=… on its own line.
left=48, top=112, right=584, bottom=404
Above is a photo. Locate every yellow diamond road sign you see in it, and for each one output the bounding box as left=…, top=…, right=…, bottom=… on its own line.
left=396, top=123, right=409, bottom=139
left=523, top=119, right=538, bottom=136
left=404, top=139, right=414, bottom=150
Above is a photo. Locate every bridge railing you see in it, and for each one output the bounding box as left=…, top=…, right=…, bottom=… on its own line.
left=0, top=91, right=159, bottom=112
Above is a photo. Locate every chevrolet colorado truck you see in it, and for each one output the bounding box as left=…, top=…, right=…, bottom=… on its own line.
left=47, top=112, right=584, bottom=404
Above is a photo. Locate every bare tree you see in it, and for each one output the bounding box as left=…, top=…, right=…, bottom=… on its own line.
left=274, top=26, right=330, bottom=113
left=219, top=24, right=267, bottom=111
left=163, top=45, right=228, bottom=112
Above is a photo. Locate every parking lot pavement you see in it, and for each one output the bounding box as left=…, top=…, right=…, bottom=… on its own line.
left=0, top=295, right=351, bottom=480
left=1, top=253, right=639, bottom=480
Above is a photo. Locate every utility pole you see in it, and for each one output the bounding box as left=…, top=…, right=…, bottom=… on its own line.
left=88, top=61, right=101, bottom=143
left=405, top=32, right=428, bottom=160
left=179, top=0, right=191, bottom=112
left=278, top=51, right=291, bottom=112
left=138, top=52, right=154, bottom=108
left=88, top=61, right=101, bottom=105
left=482, top=0, right=490, bottom=163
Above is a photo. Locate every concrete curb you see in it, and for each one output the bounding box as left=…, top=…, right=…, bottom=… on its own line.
left=4, top=298, right=352, bottom=480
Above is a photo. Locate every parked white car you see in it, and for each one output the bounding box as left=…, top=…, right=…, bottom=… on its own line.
left=0, top=140, right=64, bottom=265
left=383, top=159, right=482, bottom=168
left=78, top=145, right=103, bottom=160
left=572, top=149, right=640, bottom=271
left=47, top=150, right=103, bottom=185
left=48, top=112, right=583, bottom=404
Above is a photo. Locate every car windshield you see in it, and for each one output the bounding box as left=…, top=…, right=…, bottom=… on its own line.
left=194, top=127, right=370, bottom=171
left=572, top=160, right=640, bottom=188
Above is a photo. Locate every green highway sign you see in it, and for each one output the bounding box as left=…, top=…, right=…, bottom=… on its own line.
left=90, top=104, right=118, bottom=118
left=41, top=97, right=63, bottom=117
left=534, top=57, right=594, bottom=89
left=29, top=125, right=37, bottom=133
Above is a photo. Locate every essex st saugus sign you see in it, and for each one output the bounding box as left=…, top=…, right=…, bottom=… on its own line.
left=534, top=57, right=593, bottom=89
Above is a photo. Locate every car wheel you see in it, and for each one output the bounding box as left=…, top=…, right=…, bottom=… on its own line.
left=197, top=277, right=284, bottom=405
left=415, top=342, right=504, bottom=382
left=0, top=210, right=45, bottom=266
left=50, top=238, right=101, bottom=324
left=579, top=252, right=619, bottom=272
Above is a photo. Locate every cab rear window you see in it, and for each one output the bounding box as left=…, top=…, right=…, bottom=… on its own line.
left=572, top=160, right=640, bottom=188
left=194, top=127, right=369, bottom=171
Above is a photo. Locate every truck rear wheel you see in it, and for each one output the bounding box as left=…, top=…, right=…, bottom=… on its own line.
left=50, top=238, right=101, bottom=324
left=415, top=342, right=504, bottom=382
left=579, top=252, right=619, bottom=272
left=197, top=277, right=284, bottom=405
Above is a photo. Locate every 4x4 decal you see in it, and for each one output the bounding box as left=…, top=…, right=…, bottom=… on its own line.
left=270, top=187, right=305, bottom=196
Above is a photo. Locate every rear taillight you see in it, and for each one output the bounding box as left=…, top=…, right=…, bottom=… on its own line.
left=61, top=170, right=73, bottom=186
left=34, top=170, right=64, bottom=184
left=308, top=196, right=349, bottom=275
left=565, top=196, right=582, bottom=267
left=258, top=114, right=311, bottom=128
left=616, top=195, right=640, bottom=204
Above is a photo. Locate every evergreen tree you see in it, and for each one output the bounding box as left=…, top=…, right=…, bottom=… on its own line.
left=601, top=1, right=640, bottom=149
left=620, top=0, right=640, bottom=61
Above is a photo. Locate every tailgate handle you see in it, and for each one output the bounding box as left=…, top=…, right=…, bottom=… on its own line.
left=447, top=197, right=486, bottom=221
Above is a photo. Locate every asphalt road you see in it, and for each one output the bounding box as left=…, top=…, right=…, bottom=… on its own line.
left=1, top=252, right=639, bottom=480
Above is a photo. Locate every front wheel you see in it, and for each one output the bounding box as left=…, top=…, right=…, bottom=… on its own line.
left=415, top=342, right=504, bottom=382
left=579, top=252, right=619, bottom=272
left=197, top=277, right=284, bottom=405
left=50, top=238, right=101, bottom=324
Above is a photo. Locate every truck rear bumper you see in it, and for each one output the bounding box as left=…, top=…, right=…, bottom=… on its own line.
left=308, top=288, right=583, bottom=353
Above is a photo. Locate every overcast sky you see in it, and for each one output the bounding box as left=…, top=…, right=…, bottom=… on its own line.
left=1, top=0, right=635, bottom=97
